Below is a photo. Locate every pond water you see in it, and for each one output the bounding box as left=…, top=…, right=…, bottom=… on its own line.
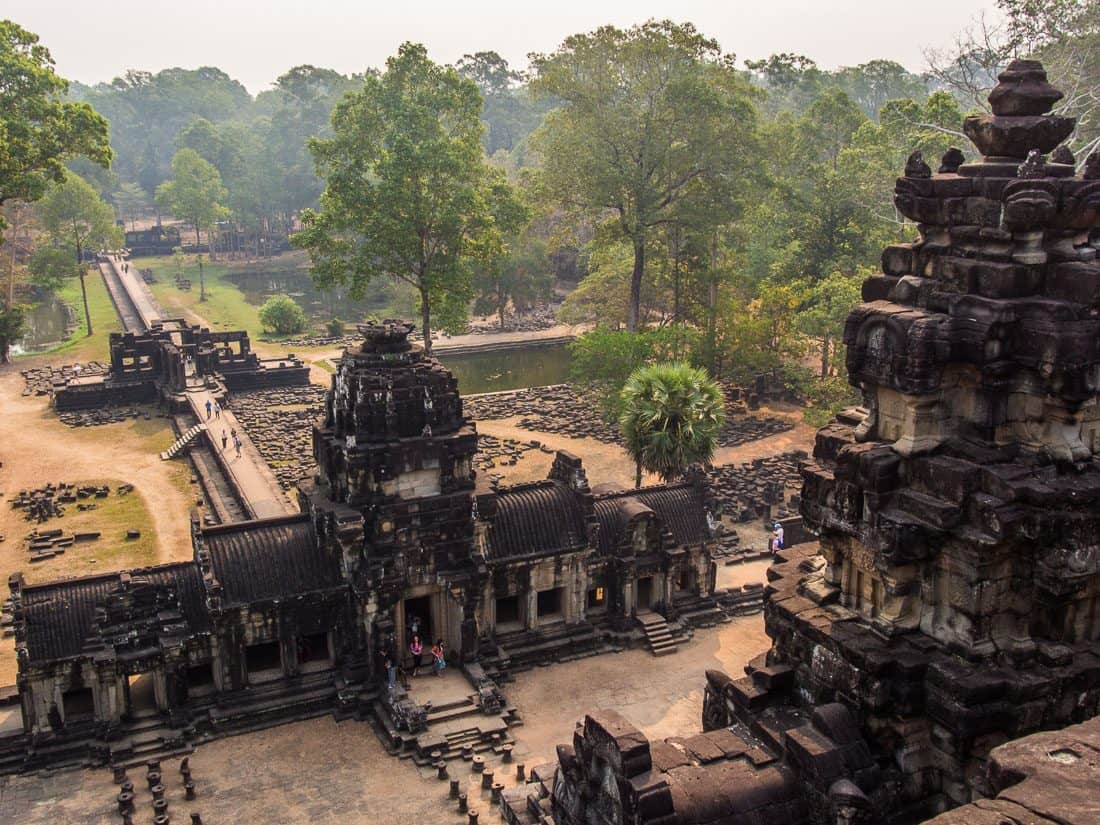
left=226, top=268, right=400, bottom=325
left=11, top=296, right=76, bottom=356
left=440, top=343, right=572, bottom=395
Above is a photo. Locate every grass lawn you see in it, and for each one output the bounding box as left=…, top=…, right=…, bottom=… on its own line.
left=21, top=478, right=159, bottom=583
left=20, top=267, right=123, bottom=363
left=136, top=255, right=269, bottom=340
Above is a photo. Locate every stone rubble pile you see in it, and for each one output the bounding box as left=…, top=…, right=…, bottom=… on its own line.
left=21, top=362, right=109, bottom=396
left=58, top=405, right=155, bottom=427
left=230, top=385, right=327, bottom=489
left=10, top=482, right=111, bottom=523
left=464, top=304, right=560, bottom=335
left=707, top=451, right=806, bottom=524
left=463, top=384, right=794, bottom=447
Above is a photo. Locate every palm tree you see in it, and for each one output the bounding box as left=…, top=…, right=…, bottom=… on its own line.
left=619, top=362, right=726, bottom=488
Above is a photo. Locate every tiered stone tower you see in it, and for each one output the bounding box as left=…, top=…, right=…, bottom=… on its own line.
left=301, top=321, right=482, bottom=661
left=705, top=60, right=1100, bottom=819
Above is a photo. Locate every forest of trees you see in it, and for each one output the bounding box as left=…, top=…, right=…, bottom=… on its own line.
left=2, top=2, right=1097, bottom=419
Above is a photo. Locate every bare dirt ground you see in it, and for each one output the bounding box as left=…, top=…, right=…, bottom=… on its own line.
left=0, top=365, right=195, bottom=685
left=0, top=610, right=771, bottom=825
left=476, top=408, right=815, bottom=491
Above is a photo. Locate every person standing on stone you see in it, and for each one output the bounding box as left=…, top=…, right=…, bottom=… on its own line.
left=233, top=434, right=242, bottom=459
left=221, top=430, right=228, bottom=451
left=772, top=522, right=784, bottom=557
left=204, top=399, right=212, bottom=420
left=384, top=655, right=396, bottom=690
left=431, top=639, right=446, bottom=676
left=213, top=401, right=220, bottom=419
left=409, top=635, right=424, bottom=677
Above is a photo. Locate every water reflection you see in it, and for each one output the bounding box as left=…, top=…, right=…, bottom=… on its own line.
left=226, top=268, right=395, bottom=323
left=441, top=344, right=572, bottom=395
left=11, top=296, right=76, bottom=356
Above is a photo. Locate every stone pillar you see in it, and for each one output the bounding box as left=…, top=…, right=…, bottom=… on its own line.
left=152, top=666, right=169, bottom=713
left=525, top=570, right=539, bottom=631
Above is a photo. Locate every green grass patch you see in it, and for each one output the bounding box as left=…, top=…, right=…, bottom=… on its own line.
left=137, top=256, right=272, bottom=340
left=20, top=477, right=159, bottom=583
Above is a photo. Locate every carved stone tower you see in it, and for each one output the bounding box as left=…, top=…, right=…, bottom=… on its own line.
left=703, top=61, right=1100, bottom=820
left=303, top=321, right=481, bottom=662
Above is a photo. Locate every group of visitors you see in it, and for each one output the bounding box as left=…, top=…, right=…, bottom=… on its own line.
left=382, top=615, right=448, bottom=691
left=220, top=427, right=242, bottom=458
left=204, top=398, right=221, bottom=420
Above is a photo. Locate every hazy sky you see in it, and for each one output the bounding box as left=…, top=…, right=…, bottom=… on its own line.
left=8, top=0, right=1003, bottom=93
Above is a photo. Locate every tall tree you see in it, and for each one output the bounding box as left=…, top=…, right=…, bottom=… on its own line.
left=113, top=181, right=148, bottom=231
left=156, top=148, right=229, bottom=297
left=619, top=362, right=726, bottom=488
left=295, top=43, right=519, bottom=354
left=36, top=173, right=122, bottom=334
left=0, top=20, right=111, bottom=239
left=530, top=20, right=757, bottom=331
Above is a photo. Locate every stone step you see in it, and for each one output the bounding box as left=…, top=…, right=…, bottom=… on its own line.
left=425, top=702, right=481, bottom=724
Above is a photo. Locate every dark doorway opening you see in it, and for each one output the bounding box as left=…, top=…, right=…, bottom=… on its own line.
left=298, top=632, right=332, bottom=670
left=186, top=663, right=215, bottom=698
left=587, top=584, right=607, bottom=612
left=677, top=567, right=696, bottom=592
left=245, top=641, right=283, bottom=682
left=637, top=577, right=654, bottom=610
left=495, top=595, right=521, bottom=631
left=537, top=587, right=563, bottom=622
left=127, top=673, right=158, bottom=714
left=404, top=595, right=432, bottom=643
left=62, top=687, right=95, bottom=721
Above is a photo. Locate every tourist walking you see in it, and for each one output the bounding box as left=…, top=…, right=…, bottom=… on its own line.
left=409, top=635, right=423, bottom=677
left=431, top=639, right=446, bottom=676
left=233, top=434, right=242, bottom=459
left=205, top=399, right=212, bottom=420
left=221, top=430, right=228, bottom=450
left=213, top=401, right=220, bottom=418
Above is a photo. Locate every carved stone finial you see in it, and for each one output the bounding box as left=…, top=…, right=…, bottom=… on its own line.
left=938, top=147, right=965, bottom=174
left=904, top=150, right=931, bottom=179
left=1084, top=151, right=1100, bottom=180
left=1051, top=145, right=1075, bottom=166
left=988, top=59, right=1063, bottom=116
left=1017, top=149, right=1047, bottom=179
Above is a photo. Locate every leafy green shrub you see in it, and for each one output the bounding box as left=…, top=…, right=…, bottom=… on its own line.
left=259, top=294, right=306, bottom=335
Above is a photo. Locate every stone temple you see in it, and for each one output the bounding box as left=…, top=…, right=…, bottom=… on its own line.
left=3, top=320, right=725, bottom=770
left=541, top=60, right=1100, bottom=825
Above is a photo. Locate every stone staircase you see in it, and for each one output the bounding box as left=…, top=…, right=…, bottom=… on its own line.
left=636, top=611, right=678, bottom=656
left=108, top=708, right=194, bottom=769
left=160, top=423, right=206, bottom=460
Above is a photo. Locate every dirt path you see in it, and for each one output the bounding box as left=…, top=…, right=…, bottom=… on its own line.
left=476, top=405, right=816, bottom=491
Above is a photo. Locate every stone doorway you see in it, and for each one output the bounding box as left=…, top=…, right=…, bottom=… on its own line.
left=404, top=595, right=433, bottom=646
left=127, top=673, right=158, bottom=715
left=637, top=577, right=654, bottom=611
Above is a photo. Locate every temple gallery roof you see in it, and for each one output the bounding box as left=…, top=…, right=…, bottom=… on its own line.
left=202, top=515, right=343, bottom=605
left=485, top=478, right=713, bottom=562
left=485, top=481, right=589, bottom=562
left=19, top=562, right=208, bottom=663
left=594, top=483, right=713, bottom=555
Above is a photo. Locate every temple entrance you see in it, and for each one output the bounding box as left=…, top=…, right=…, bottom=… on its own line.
left=245, top=641, right=284, bottom=684
left=403, top=595, right=433, bottom=645
left=127, top=673, right=158, bottom=715
left=637, top=577, right=654, bottom=611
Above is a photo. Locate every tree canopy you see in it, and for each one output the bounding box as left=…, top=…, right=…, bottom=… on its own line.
left=0, top=20, right=111, bottom=240
left=619, top=361, right=726, bottom=487
left=294, top=42, right=523, bottom=353
left=530, top=20, right=758, bottom=331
